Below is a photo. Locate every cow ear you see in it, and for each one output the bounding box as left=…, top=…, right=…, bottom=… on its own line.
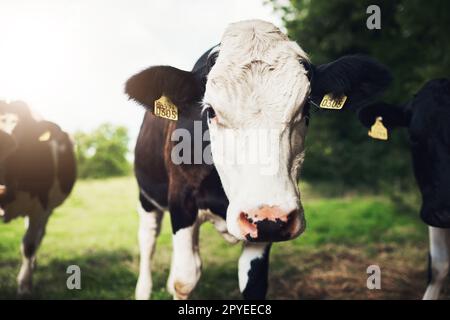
left=357, top=102, right=409, bottom=129
left=0, top=100, right=32, bottom=120
left=311, top=55, right=392, bottom=110
left=125, top=66, right=202, bottom=112
left=35, top=120, right=62, bottom=142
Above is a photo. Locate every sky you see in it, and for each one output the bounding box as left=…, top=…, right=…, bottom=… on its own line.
left=0, top=0, right=282, bottom=141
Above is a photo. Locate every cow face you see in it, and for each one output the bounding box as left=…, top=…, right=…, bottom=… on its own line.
left=125, top=20, right=391, bottom=242
left=203, top=20, right=392, bottom=242
left=358, top=78, right=450, bottom=227
left=203, top=21, right=310, bottom=242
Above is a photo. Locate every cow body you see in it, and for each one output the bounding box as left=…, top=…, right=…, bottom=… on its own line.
left=126, top=20, right=391, bottom=300
left=0, top=100, right=76, bottom=295
left=358, top=78, right=450, bottom=299
left=131, top=50, right=242, bottom=300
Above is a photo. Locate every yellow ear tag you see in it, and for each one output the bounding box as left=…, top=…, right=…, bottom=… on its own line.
left=154, top=95, right=178, bottom=121
left=319, top=93, right=347, bottom=110
left=368, top=116, right=388, bottom=141
left=38, top=130, right=51, bottom=142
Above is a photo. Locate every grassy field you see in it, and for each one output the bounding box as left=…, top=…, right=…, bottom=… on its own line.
left=0, top=176, right=448, bottom=299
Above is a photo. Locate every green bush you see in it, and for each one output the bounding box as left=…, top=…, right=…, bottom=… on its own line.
left=74, top=123, right=131, bottom=179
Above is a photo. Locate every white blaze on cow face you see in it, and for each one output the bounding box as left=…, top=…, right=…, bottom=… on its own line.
left=0, top=113, right=19, bottom=134
left=204, top=20, right=310, bottom=242
left=0, top=114, right=18, bottom=163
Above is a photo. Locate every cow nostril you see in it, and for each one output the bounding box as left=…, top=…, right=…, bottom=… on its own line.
left=285, top=210, right=303, bottom=235
left=238, top=212, right=258, bottom=239
left=286, top=210, right=297, bottom=222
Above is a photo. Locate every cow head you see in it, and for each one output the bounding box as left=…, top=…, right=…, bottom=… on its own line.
left=0, top=100, right=58, bottom=184
left=125, top=20, right=391, bottom=242
left=358, top=78, right=450, bottom=227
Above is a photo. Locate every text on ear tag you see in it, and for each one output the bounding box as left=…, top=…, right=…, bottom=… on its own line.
left=154, top=96, right=178, bottom=121
left=368, top=116, right=388, bottom=140
left=319, top=93, right=347, bottom=110
left=39, top=130, right=51, bottom=142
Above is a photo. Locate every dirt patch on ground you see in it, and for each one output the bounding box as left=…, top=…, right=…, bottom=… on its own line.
left=268, top=243, right=450, bottom=299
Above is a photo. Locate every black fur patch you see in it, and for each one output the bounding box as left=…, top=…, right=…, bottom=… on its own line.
left=242, top=244, right=271, bottom=300
left=357, top=78, right=450, bottom=228
left=245, top=219, right=291, bottom=243
left=357, top=102, right=409, bottom=129
left=0, top=102, right=76, bottom=222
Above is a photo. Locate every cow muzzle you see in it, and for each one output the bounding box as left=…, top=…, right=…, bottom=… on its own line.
left=238, top=205, right=304, bottom=242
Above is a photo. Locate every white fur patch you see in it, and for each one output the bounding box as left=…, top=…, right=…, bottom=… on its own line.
left=167, top=225, right=202, bottom=300
left=0, top=113, right=18, bottom=134
left=135, top=205, right=163, bottom=300
left=238, top=242, right=268, bottom=292
left=423, top=226, right=450, bottom=300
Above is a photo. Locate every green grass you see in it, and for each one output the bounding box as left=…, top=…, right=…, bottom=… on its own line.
left=0, top=176, right=437, bottom=299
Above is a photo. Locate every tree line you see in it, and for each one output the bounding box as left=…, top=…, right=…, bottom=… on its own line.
left=269, top=0, right=450, bottom=191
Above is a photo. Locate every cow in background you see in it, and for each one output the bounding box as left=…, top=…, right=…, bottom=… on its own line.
left=125, top=20, right=391, bottom=300
left=0, top=100, right=76, bottom=295
left=357, top=78, right=450, bottom=299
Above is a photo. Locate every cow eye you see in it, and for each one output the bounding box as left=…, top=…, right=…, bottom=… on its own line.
left=204, top=105, right=217, bottom=123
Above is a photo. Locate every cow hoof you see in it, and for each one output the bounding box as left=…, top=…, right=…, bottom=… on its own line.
left=135, top=289, right=151, bottom=300
left=17, top=268, right=33, bottom=298
left=173, top=281, right=193, bottom=300
left=17, top=283, right=32, bottom=298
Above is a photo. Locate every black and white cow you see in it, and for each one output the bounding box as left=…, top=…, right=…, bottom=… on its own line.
left=357, top=78, right=450, bottom=299
left=125, top=20, right=391, bottom=300
left=0, top=100, right=76, bottom=295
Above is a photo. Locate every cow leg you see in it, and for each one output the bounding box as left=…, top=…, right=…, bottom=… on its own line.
left=135, top=199, right=164, bottom=300
left=166, top=220, right=202, bottom=300
left=17, top=211, right=50, bottom=296
left=238, top=242, right=271, bottom=300
left=423, top=226, right=450, bottom=300
left=165, top=182, right=202, bottom=300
